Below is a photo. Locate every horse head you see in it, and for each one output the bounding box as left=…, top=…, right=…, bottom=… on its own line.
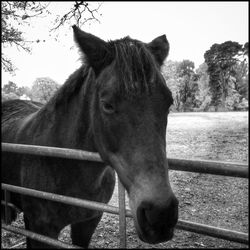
left=73, top=25, right=178, bottom=244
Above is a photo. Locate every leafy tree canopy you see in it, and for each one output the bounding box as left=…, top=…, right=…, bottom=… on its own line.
left=204, top=41, right=247, bottom=109
left=176, top=59, right=195, bottom=78
left=31, top=77, right=61, bottom=103
left=2, top=81, right=32, bottom=100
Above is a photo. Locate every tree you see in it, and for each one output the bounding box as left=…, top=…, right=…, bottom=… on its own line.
left=1, top=1, right=49, bottom=73
left=16, top=86, right=32, bottom=99
left=2, top=1, right=102, bottom=73
left=2, top=81, right=32, bottom=98
left=2, top=81, right=19, bottom=94
left=1, top=92, right=20, bottom=102
left=162, top=60, right=182, bottom=111
left=225, top=42, right=249, bottom=110
left=177, top=59, right=195, bottom=78
left=176, top=60, right=199, bottom=111
left=31, top=77, right=61, bottom=103
left=232, top=61, right=248, bottom=100
left=195, top=63, right=212, bottom=111
left=232, top=42, right=249, bottom=100
left=204, top=41, right=244, bottom=110
left=162, top=60, right=201, bottom=112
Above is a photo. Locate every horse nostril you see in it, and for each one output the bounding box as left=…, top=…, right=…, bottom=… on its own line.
left=138, top=197, right=179, bottom=228
left=137, top=201, right=154, bottom=227
left=139, top=201, right=164, bottom=227
left=144, top=205, right=159, bottom=226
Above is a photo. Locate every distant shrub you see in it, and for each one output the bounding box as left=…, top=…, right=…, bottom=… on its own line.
left=195, top=95, right=212, bottom=112
left=2, top=92, right=19, bottom=102
left=236, top=98, right=248, bottom=111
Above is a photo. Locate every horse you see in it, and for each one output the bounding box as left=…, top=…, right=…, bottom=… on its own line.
left=1, top=25, right=178, bottom=248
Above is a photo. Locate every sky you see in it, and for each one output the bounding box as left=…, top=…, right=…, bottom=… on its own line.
left=2, top=1, right=249, bottom=87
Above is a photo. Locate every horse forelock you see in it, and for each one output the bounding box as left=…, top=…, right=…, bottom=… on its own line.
left=104, top=37, right=160, bottom=97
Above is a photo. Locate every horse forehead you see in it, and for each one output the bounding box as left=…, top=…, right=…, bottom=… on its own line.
left=97, top=55, right=168, bottom=100
left=99, top=71, right=166, bottom=98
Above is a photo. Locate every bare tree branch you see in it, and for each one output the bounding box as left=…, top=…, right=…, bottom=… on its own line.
left=1, top=54, right=17, bottom=73
left=50, top=1, right=101, bottom=31
left=1, top=1, right=102, bottom=73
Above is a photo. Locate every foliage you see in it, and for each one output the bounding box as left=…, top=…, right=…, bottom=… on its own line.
left=204, top=41, right=245, bottom=110
left=237, top=98, right=249, bottom=110
left=1, top=1, right=101, bottom=74
left=176, top=60, right=200, bottom=111
left=15, top=86, right=32, bottom=98
left=2, top=81, right=32, bottom=101
left=1, top=92, right=20, bottom=102
left=2, top=81, right=18, bottom=94
left=195, top=63, right=212, bottom=111
left=176, top=59, right=195, bottom=78
left=232, top=54, right=249, bottom=100
left=30, top=77, right=61, bottom=103
left=162, top=60, right=182, bottom=111
left=1, top=1, right=49, bottom=73
left=162, top=48, right=248, bottom=112
left=163, top=60, right=200, bottom=112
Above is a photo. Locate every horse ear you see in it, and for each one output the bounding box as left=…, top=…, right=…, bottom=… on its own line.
left=72, top=25, right=110, bottom=75
left=147, top=35, right=169, bottom=66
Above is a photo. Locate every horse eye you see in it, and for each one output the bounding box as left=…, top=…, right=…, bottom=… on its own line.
left=102, top=101, right=115, bottom=114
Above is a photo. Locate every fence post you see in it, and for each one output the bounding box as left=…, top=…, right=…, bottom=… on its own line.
left=118, top=178, right=127, bottom=248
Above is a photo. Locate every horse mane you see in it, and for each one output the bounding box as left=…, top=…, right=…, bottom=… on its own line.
left=39, top=65, right=93, bottom=111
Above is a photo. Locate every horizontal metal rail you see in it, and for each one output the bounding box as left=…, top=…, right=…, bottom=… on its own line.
left=1, top=184, right=123, bottom=216
left=177, top=220, right=249, bottom=245
left=2, top=142, right=102, bottom=162
left=2, top=223, right=82, bottom=249
left=2, top=143, right=248, bottom=178
left=168, top=158, right=248, bottom=178
left=2, top=183, right=248, bottom=245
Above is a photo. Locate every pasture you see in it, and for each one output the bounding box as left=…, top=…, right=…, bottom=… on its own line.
left=2, top=111, right=248, bottom=248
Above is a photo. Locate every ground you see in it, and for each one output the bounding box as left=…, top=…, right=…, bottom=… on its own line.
left=1, top=111, right=248, bottom=248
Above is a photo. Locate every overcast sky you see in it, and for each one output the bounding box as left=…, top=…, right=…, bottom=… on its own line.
left=2, top=1, right=248, bottom=87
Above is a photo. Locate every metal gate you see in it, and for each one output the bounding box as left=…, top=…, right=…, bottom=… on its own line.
left=1, top=143, right=249, bottom=248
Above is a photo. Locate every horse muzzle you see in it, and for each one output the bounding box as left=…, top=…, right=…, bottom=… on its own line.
left=135, top=195, right=179, bottom=244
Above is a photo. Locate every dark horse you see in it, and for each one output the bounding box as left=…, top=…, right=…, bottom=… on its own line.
left=2, top=26, right=178, bottom=248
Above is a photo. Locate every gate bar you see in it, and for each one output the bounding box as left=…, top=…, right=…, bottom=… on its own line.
left=168, top=158, right=248, bottom=178
left=2, top=143, right=248, bottom=178
left=2, top=223, right=82, bottom=249
left=2, top=183, right=248, bottom=245
left=1, top=183, right=127, bottom=216
left=176, top=219, right=248, bottom=244
left=2, top=143, right=102, bottom=162
left=1, top=200, right=21, bottom=213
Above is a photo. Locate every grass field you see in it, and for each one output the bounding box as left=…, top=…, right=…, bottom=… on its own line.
left=2, top=111, right=248, bottom=248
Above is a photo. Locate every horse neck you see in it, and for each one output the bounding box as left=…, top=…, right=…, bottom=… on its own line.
left=34, top=67, right=97, bottom=152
